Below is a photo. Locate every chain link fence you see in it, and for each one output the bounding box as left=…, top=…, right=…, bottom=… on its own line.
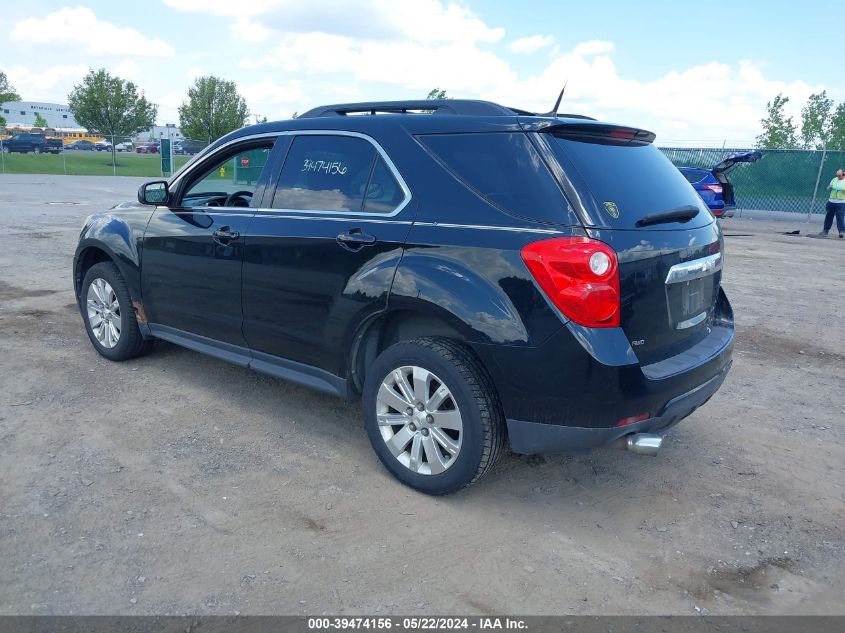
left=0, top=133, right=209, bottom=177
left=660, top=146, right=844, bottom=216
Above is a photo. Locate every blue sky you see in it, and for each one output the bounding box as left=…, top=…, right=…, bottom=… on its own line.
left=0, top=1, right=833, bottom=144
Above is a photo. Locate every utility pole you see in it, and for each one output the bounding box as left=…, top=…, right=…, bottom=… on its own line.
left=808, top=149, right=827, bottom=222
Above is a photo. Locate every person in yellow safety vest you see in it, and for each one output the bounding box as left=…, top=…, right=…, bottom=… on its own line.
left=810, top=168, right=845, bottom=239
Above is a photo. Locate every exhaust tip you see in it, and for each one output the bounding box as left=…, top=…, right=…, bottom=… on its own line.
left=626, top=433, right=663, bottom=456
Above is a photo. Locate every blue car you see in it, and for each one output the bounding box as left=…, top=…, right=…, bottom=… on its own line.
left=679, top=150, right=762, bottom=218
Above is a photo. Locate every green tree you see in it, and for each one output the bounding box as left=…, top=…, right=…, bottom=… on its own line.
left=828, top=103, right=845, bottom=151
left=426, top=88, right=449, bottom=100
left=800, top=91, right=833, bottom=149
left=756, top=93, right=798, bottom=149
left=0, top=70, right=22, bottom=127
left=33, top=112, right=48, bottom=128
left=68, top=68, right=157, bottom=167
left=178, top=76, right=248, bottom=144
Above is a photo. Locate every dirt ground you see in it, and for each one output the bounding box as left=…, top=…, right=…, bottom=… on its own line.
left=1, top=174, right=843, bottom=616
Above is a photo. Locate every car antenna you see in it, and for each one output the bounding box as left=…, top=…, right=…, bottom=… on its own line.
left=541, top=81, right=567, bottom=117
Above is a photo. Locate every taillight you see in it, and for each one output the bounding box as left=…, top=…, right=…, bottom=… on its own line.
left=521, top=237, right=620, bottom=328
left=701, top=184, right=723, bottom=194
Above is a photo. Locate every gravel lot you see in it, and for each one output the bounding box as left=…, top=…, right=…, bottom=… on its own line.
left=1, top=174, right=843, bottom=616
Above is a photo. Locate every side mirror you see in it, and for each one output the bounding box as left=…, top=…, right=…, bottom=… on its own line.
left=138, top=180, right=169, bottom=205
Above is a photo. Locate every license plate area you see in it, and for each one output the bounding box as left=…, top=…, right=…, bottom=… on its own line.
left=664, top=253, right=722, bottom=330
left=666, top=276, right=715, bottom=329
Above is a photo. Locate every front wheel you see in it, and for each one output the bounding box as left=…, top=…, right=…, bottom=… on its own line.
left=363, top=338, right=505, bottom=495
left=81, top=262, right=151, bottom=361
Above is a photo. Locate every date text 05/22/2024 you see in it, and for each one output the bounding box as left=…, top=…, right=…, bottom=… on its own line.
left=307, top=617, right=528, bottom=631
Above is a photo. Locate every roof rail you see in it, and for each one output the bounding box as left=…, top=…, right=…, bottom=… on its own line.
left=298, top=99, right=517, bottom=118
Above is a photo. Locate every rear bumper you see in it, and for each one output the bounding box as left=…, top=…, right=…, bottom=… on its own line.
left=471, top=291, right=734, bottom=454
left=507, top=360, right=730, bottom=454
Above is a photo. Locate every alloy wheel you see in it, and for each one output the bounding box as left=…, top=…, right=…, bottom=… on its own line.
left=376, top=365, right=463, bottom=475
left=86, top=278, right=121, bottom=348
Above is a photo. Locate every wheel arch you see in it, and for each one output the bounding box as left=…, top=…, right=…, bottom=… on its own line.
left=348, top=306, right=475, bottom=396
left=74, top=211, right=148, bottom=328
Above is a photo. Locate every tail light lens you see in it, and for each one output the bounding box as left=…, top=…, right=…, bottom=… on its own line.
left=701, top=184, right=723, bottom=194
left=521, top=237, right=620, bottom=328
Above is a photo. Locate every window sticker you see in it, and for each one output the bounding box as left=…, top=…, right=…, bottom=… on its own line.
left=302, top=159, right=348, bottom=175
left=603, top=201, right=619, bottom=219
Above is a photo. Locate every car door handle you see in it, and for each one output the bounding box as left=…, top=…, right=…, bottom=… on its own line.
left=212, top=227, right=240, bottom=242
left=337, top=229, right=377, bottom=250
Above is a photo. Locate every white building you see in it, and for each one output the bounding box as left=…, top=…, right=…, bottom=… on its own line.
left=0, top=101, right=80, bottom=128
left=134, top=123, right=183, bottom=143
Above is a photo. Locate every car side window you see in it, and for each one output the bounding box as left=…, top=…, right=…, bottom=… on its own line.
left=272, top=135, right=403, bottom=214
left=363, top=157, right=405, bottom=214
left=180, top=143, right=273, bottom=208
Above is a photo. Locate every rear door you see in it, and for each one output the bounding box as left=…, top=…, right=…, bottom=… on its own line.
left=241, top=131, right=413, bottom=375
left=537, top=128, right=724, bottom=366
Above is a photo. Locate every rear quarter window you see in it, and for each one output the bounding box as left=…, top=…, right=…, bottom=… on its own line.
left=417, top=132, right=579, bottom=225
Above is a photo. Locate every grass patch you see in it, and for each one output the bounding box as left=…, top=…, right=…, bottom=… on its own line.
left=0, top=151, right=192, bottom=177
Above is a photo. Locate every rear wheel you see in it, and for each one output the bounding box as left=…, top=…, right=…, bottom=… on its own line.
left=363, top=337, right=505, bottom=495
left=81, top=262, right=150, bottom=361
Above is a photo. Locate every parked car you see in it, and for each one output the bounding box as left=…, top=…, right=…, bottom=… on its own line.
left=45, top=138, right=64, bottom=154
left=114, top=142, right=133, bottom=152
left=73, top=99, right=734, bottom=495
left=678, top=151, right=762, bottom=217
left=67, top=140, right=95, bottom=151
left=94, top=141, right=113, bottom=152
left=1, top=132, right=62, bottom=154
left=173, top=139, right=205, bottom=155
left=135, top=143, right=159, bottom=154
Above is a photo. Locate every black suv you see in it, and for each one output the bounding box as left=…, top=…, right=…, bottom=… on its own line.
left=73, top=99, right=734, bottom=494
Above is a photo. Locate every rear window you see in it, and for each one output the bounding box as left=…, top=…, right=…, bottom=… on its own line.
left=546, top=136, right=712, bottom=229
left=680, top=168, right=707, bottom=184
left=418, top=132, right=578, bottom=225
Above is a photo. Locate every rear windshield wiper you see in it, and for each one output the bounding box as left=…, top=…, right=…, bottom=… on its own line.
left=636, top=205, right=699, bottom=227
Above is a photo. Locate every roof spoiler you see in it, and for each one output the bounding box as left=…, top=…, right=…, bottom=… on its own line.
left=540, top=122, right=656, bottom=145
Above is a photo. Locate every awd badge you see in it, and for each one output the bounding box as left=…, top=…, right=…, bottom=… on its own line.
left=603, top=201, right=619, bottom=219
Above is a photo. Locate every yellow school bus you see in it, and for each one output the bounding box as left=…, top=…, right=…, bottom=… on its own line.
left=0, top=125, right=105, bottom=144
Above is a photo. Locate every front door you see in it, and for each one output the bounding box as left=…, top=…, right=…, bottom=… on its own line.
left=241, top=132, right=414, bottom=375
left=141, top=137, right=281, bottom=346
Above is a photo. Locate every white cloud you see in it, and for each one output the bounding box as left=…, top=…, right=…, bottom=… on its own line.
left=481, top=46, right=821, bottom=144
left=164, top=0, right=503, bottom=44
left=11, top=7, right=175, bottom=57
left=572, top=40, right=615, bottom=56
left=229, top=17, right=271, bottom=42
left=240, top=32, right=515, bottom=93
left=241, top=79, right=305, bottom=108
left=508, top=34, right=555, bottom=54
left=113, top=60, right=140, bottom=79
left=161, top=0, right=280, bottom=17
left=3, top=63, right=88, bottom=102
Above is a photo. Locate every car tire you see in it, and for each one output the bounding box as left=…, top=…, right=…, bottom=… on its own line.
left=363, top=337, right=505, bottom=495
left=80, top=262, right=151, bottom=362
